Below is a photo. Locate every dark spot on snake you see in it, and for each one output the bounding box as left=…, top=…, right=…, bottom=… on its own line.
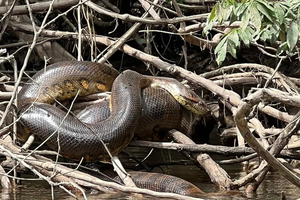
left=54, top=84, right=64, bottom=94
left=96, top=80, right=105, bottom=86
left=63, top=80, right=71, bottom=84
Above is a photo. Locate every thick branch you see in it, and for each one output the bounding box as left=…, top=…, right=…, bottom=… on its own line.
left=0, top=0, right=80, bottom=15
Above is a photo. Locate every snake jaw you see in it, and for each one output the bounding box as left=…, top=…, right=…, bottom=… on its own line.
left=174, top=94, right=210, bottom=116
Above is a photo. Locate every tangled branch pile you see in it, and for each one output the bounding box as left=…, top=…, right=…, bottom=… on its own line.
left=0, top=0, right=300, bottom=199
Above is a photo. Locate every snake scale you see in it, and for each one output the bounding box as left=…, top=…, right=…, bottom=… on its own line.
left=17, top=61, right=209, bottom=197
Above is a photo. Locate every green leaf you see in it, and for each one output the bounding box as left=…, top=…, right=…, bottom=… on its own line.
left=229, top=12, right=238, bottom=25
left=245, top=27, right=255, bottom=40
left=208, top=2, right=217, bottom=22
left=214, top=36, right=227, bottom=56
left=228, top=29, right=240, bottom=48
left=277, top=23, right=286, bottom=43
left=256, top=0, right=274, bottom=11
left=256, top=0, right=274, bottom=21
left=297, top=6, right=300, bottom=27
left=214, top=36, right=228, bottom=66
left=216, top=2, right=223, bottom=22
left=249, top=5, right=262, bottom=32
left=260, top=30, right=269, bottom=42
left=227, top=30, right=239, bottom=58
left=203, top=17, right=216, bottom=34
left=227, top=40, right=237, bottom=59
left=218, top=3, right=231, bottom=23
left=238, top=27, right=253, bottom=46
left=274, top=3, right=285, bottom=24
left=216, top=43, right=227, bottom=66
left=290, top=1, right=300, bottom=12
left=235, top=2, right=248, bottom=16
left=268, top=22, right=281, bottom=44
left=287, top=21, right=299, bottom=50
left=241, top=8, right=250, bottom=30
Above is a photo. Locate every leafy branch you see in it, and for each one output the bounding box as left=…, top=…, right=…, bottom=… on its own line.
left=205, top=0, right=300, bottom=65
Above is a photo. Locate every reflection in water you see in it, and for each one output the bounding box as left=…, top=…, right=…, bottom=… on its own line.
left=2, top=170, right=299, bottom=200
left=255, top=172, right=300, bottom=200
left=1, top=148, right=300, bottom=200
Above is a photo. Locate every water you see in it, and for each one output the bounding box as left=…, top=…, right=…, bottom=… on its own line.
left=1, top=147, right=300, bottom=200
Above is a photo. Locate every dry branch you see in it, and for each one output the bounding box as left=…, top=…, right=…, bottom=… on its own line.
left=130, top=140, right=255, bottom=155
left=85, top=1, right=209, bottom=25
left=235, top=89, right=300, bottom=187
left=168, top=129, right=232, bottom=190
left=129, top=140, right=300, bottom=160
left=0, top=0, right=80, bottom=15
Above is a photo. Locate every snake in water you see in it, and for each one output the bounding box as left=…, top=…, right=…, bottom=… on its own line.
left=17, top=61, right=209, bottom=197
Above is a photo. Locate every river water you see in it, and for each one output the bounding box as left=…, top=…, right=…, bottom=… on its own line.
left=1, top=146, right=300, bottom=200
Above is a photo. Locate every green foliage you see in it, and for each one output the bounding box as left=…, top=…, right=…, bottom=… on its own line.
left=205, top=0, right=300, bottom=66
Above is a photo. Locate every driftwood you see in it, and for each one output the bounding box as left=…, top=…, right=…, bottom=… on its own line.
left=0, top=0, right=300, bottom=199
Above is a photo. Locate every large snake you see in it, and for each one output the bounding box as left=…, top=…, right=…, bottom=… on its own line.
left=17, top=61, right=209, bottom=196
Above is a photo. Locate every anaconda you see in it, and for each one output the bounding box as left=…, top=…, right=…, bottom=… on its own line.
left=17, top=61, right=209, bottom=197
left=18, top=61, right=209, bottom=161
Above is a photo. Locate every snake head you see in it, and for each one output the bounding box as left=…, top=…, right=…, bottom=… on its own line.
left=150, top=77, right=210, bottom=117
left=174, top=90, right=211, bottom=117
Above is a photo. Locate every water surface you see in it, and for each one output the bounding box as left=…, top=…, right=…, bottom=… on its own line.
left=1, top=147, right=300, bottom=200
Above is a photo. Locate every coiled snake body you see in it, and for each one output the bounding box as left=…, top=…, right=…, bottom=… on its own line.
left=17, top=61, right=208, bottom=196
